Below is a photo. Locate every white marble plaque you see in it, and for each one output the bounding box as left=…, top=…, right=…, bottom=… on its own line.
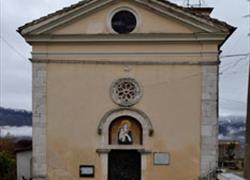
left=154, top=153, right=170, bottom=165
left=80, top=165, right=94, bottom=177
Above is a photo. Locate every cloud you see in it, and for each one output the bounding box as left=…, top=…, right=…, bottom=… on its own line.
left=0, top=126, right=32, bottom=137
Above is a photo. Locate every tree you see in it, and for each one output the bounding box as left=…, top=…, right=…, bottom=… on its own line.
left=226, top=142, right=236, bottom=160
left=0, top=136, right=17, bottom=180
left=0, top=135, right=16, bottom=155
left=0, top=151, right=16, bottom=180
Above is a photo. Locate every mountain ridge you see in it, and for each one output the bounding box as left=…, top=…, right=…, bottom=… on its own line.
left=0, top=107, right=32, bottom=126
left=0, top=107, right=246, bottom=142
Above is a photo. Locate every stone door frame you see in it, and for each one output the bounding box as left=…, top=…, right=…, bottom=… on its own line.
left=97, top=108, right=153, bottom=180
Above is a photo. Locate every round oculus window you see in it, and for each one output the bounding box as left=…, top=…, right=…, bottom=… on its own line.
left=111, top=10, right=137, bottom=34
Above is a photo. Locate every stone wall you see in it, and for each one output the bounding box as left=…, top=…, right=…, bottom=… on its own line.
left=32, top=63, right=48, bottom=180
left=201, top=65, right=218, bottom=175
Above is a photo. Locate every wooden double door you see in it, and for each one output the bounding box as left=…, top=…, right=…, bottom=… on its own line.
left=108, top=150, right=141, bottom=180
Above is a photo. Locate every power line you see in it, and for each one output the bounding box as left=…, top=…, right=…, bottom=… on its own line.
left=220, top=98, right=246, bottom=105
left=224, top=33, right=246, bottom=55
left=220, top=53, right=250, bottom=58
left=220, top=65, right=248, bottom=76
left=220, top=56, right=249, bottom=74
left=0, top=35, right=28, bottom=61
left=220, top=55, right=248, bottom=68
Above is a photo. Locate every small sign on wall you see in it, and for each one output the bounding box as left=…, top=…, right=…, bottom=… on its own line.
left=80, top=165, right=95, bottom=178
left=154, top=152, right=170, bottom=165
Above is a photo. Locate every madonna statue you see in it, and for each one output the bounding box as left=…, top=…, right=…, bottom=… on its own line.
left=118, top=120, right=133, bottom=145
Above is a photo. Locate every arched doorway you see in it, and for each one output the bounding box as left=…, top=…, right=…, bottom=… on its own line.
left=97, top=108, right=153, bottom=180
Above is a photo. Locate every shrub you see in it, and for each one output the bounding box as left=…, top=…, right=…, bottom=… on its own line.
left=0, top=151, right=16, bottom=180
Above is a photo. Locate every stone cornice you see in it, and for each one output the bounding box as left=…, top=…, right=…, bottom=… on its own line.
left=32, top=51, right=218, bottom=57
left=30, top=58, right=219, bottom=66
left=25, top=33, right=228, bottom=44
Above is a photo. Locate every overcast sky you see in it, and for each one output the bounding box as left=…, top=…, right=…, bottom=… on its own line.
left=0, top=0, right=249, bottom=117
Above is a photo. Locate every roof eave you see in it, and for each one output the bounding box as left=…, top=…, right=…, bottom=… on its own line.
left=218, top=26, right=237, bottom=49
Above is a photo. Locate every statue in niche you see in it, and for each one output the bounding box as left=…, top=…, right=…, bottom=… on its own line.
left=118, top=120, right=133, bottom=145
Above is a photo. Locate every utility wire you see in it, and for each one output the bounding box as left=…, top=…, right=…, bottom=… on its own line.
left=224, top=34, right=246, bottom=55
left=220, top=53, right=250, bottom=58
left=220, top=56, right=249, bottom=74
left=221, top=64, right=248, bottom=76
left=220, top=98, right=246, bottom=105
left=219, top=54, right=250, bottom=75
left=220, top=55, right=247, bottom=68
left=0, top=35, right=28, bottom=61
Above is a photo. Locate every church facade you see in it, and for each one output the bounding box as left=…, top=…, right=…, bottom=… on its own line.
left=18, top=0, right=234, bottom=179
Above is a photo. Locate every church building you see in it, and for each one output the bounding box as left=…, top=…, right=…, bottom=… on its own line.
left=18, top=0, right=235, bottom=179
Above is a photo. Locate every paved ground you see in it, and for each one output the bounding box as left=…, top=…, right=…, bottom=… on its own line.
left=218, top=173, right=245, bottom=180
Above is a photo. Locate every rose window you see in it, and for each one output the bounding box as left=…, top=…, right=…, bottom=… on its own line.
left=111, top=78, right=142, bottom=107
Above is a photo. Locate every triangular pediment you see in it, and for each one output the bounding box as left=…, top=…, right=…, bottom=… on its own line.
left=18, top=0, right=234, bottom=37
left=51, top=1, right=197, bottom=35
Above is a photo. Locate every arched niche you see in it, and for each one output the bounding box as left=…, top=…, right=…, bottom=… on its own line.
left=98, top=108, right=153, bottom=146
left=109, top=116, right=143, bottom=145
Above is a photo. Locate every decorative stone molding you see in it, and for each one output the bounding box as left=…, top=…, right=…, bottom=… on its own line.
left=111, top=78, right=142, bottom=107
left=32, top=51, right=219, bottom=57
left=32, top=63, right=48, bottom=180
left=96, top=148, right=152, bottom=154
left=24, top=33, right=230, bottom=44
left=30, top=58, right=219, bottom=66
left=98, top=107, right=153, bottom=137
left=201, top=65, right=218, bottom=175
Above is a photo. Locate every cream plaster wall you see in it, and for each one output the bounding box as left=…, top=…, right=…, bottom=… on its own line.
left=45, top=62, right=202, bottom=179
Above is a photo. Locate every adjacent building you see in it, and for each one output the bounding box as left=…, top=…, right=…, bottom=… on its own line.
left=218, top=140, right=244, bottom=169
left=16, top=148, right=32, bottom=180
left=15, top=140, right=32, bottom=180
